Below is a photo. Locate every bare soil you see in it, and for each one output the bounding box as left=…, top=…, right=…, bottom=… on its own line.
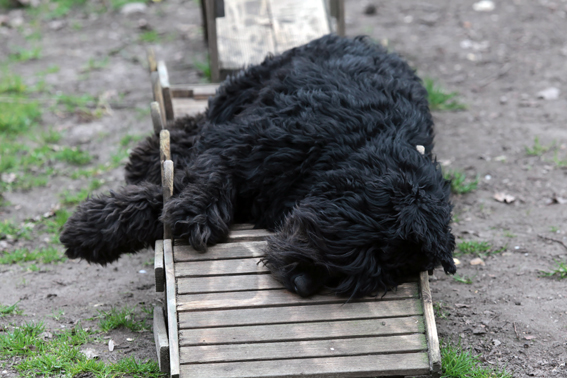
left=1, top=0, right=566, bottom=377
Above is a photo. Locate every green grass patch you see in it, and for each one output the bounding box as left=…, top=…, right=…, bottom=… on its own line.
left=60, top=188, right=89, bottom=205
left=452, top=274, right=473, bottom=284
left=0, top=302, right=23, bottom=317
left=0, top=322, right=163, bottom=377
left=539, top=260, right=567, bottom=280
left=54, top=146, right=92, bottom=165
left=456, top=240, right=506, bottom=258
left=82, top=57, right=109, bottom=73
left=55, top=93, right=96, bottom=113
left=443, top=170, right=479, bottom=195
left=0, top=220, right=33, bottom=240
left=0, top=74, right=42, bottom=134
left=9, top=47, right=42, bottom=62
left=0, top=246, right=65, bottom=264
left=139, top=30, right=161, bottom=43
left=42, top=208, right=71, bottom=235
left=193, top=58, right=212, bottom=82
left=424, top=78, right=466, bottom=111
left=97, top=307, right=150, bottom=333
left=441, top=341, right=512, bottom=377
left=525, top=136, right=552, bottom=156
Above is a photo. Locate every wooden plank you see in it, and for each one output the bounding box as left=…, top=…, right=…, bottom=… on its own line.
left=163, top=239, right=180, bottom=378
left=179, top=297, right=423, bottom=328
left=180, top=316, right=425, bottom=346
left=154, top=240, right=164, bottom=292
left=174, top=241, right=266, bottom=262
left=205, top=0, right=220, bottom=81
left=215, top=0, right=276, bottom=71
left=162, top=160, right=173, bottom=239
left=151, top=71, right=166, bottom=126
left=180, top=352, right=430, bottom=378
left=230, top=223, right=255, bottom=231
left=180, top=333, right=427, bottom=364
left=226, top=228, right=273, bottom=242
left=153, top=306, right=170, bottom=373
left=150, top=102, right=164, bottom=134
left=175, top=257, right=267, bottom=277
left=421, top=270, right=441, bottom=377
left=330, top=0, right=345, bottom=36
left=170, top=84, right=220, bottom=99
left=157, top=61, right=174, bottom=121
left=177, top=283, right=420, bottom=312
left=178, top=273, right=281, bottom=294
left=269, top=0, right=330, bottom=54
left=146, top=47, right=157, bottom=72
left=172, top=98, right=208, bottom=117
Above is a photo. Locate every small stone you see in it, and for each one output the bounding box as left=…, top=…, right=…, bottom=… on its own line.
left=536, top=87, right=560, bottom=100
left=473, top=327, right=487, bottom=335
left=470, top=257, right=485, bottom=266
left=453, top=258, right=461, bottom=265
left=363, top=4, right=377, bottom=15
left=515, top=301, right=522, bottom=305
left=493, top=339, right=501, bottom=347
left=81, top=348, right=99, bottom=359
left=473, top=0, right=495, bottom=12
left=120, top=2, right=147, bottom=15
left=48, top=20, right=66, bottom=30
left=1, top=173, right=16, bottom=183
left=499, top=96, right=508, bottom=104
left=138, top=18, right=151, bottom=30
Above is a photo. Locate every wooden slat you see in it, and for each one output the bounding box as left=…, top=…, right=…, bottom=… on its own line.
left=162, top=160, right=174, bottom=239
left=179, top=297, right=423, bottom=328
left=205, top=0, right=220, bottom=81
left=174, top=241, right=266, bottom=262
left=178, top=273, right=281, bottom=294
left=146, top=47, right=157, bottom=72
left=180, top=334, right=427, bottom=364
left=154, top=240, right=164, bottom=292
left=153, top=306, right=170, bottom=372
left=421, top=271, right=441, bottom=376
left=230, top=223, right=255, bottom=230
left=226, top=228, right=273, bottom=242
left=170, top=84, right=220, bottom=99
left=164, top=239, right=180, bottom=378
left=180, top=316, right=424, bottom=346
left=177, top=283, right=419, bottom=312
left=151, top=71, right=166, bottom=126
left=215, top=0, right=276, bottom=71
left=330, top=0, right=345, bottom=36
left=175, top=257, right=267, bottom=277
left=150, top=101, right=164, bottom=133
left=268, top=0, right=330, bottom=54
left=172, top=98, right=209, bottom=117
left=157, top=61, right=174, bottom=121
left=180, top=352, right=430, bottom=378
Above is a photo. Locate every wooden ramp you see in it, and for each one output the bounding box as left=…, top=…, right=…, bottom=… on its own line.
left=148, top=44, right=441, bottom=378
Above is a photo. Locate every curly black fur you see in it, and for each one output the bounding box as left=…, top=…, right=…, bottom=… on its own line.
left=61, top=35, right=457, bottom=297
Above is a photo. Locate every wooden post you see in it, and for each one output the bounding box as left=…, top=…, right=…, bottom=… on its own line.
left=154, top=239, right=165, bottom=292
left=151, top=71, right=167, bottom=126
left=150, top=102, right=164, bottom=134
left=160, top=135, right=173, bottom=240
left=153, top=305, right=169, bottom=372
left=157, top=61, right=175, bottom=121
left=420, top=271, right=442, bottom=377
left=205, top=0, right=220, bottom=82
left=330, top=0, right=345, bottom=36
left=146, top=47, right=157, bottom=73
left=162, top=161, right=180, bottom=378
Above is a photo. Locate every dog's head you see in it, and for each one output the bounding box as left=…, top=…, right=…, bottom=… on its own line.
left=265, top=142, right=456, bottom=297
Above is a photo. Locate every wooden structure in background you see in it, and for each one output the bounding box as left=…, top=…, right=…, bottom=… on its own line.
left=201, top=0, right=345, bottom=82
left=148, top=60, right=442, bottom=377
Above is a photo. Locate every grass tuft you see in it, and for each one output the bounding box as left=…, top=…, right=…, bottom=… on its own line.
left=443, top=170, right=479, bottom=195
left=525, top=136, right=551, bottom=156
left=139, top=30, right=161, bottom=43
left=424, top=78, right=466, bottom=111
left=97, top=307, right=150, bottom=333
left=539, top=260, right=567, bottom=280
left=452, top=274, right=473, bottom=284
left=456, top=240, right=506, bottom=258
left=0, top=246, right=65, bottom=264
left=193, top=58, right=212, bottom=82
left=441, top=341, right=512, bottom=377
left=0, top=302, right=23, bottom=317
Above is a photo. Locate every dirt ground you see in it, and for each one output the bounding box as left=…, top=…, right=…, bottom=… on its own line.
left=1, top=0, right=566, bottom=377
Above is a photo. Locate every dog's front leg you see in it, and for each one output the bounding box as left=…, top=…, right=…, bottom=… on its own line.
left=162, top=154, right=235, bottom=252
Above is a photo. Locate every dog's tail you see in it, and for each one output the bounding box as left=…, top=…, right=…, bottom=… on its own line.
left=60, top=182, right=164, bottom=265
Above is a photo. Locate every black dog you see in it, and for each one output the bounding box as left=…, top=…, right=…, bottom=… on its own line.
left=61, top=35, right=457, bottom=298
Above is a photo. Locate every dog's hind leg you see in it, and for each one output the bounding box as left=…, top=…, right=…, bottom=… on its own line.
left=60, top=182, right=164, bottom=265
left=161, top=153, right=235, bottom=252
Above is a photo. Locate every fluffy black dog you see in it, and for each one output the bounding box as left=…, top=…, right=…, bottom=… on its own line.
left=61, top=35, right=457, bottom=298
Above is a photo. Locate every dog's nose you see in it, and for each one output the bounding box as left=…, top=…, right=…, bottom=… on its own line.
left=293, top=274, right=317, bottom=297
